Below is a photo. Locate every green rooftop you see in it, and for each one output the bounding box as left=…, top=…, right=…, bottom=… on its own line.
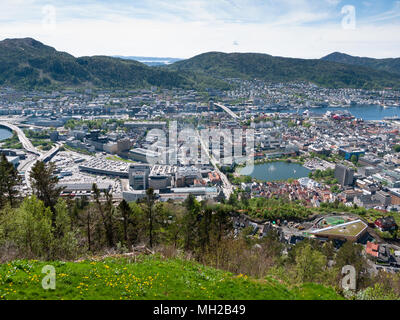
left=312, top=220, right=367, bottom=238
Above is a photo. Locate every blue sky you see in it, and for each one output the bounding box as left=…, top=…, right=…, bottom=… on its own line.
left=1, top=0, right=399, bottom=58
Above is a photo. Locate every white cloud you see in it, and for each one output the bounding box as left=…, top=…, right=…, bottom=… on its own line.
left=363, top=1, right=400, bottom=24
left=0, top=0, right=398, bottom=58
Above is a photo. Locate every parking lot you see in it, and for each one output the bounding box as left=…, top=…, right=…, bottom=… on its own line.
left=52, top=151, right=123, bottom=197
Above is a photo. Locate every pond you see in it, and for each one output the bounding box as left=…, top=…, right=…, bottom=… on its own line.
left=238, top=161, right=311, bottom=182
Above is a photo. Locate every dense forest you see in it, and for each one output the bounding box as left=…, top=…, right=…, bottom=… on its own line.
left=168, top=52, right=400, bottom=90
left=322, top=52, right=400, bottom=76
left=0, top=38, right=192, bottom=90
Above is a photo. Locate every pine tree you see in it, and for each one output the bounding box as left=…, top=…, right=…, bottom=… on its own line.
left=213, top=204, right=232, bottom=243
left=118, top=199, right=132, bottom=245
left=30, top=161, right=64, bottom=219
left=0, top=154, right=21, bottom=207
left=146, top=188, right=157, bottom=248
left=198, top=206, right=212, bottom=254
left=92, top=183, right=115, bottom=247
left=183, top=194, right=201, bottom=251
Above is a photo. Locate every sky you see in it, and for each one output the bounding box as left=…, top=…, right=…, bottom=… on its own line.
left=0, top=0, right=399, bottom=59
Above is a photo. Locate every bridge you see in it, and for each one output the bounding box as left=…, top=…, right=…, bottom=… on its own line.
left=214, top=103, right=240, bottom=120
left=0, top=121, right=62, bottom=191
left=41, top=143, right=62, bottom=163
left=0, top=122, right=41, bottom=156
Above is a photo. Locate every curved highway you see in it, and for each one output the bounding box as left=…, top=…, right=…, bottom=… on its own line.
left=23, top=143, right=62, bottom=191
left=0, top=122, right=62, bottom=192
left=0, top=122, right=41, bottom=156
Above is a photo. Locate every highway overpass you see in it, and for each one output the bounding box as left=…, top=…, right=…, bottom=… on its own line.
left=23, top=143, right=63, bottom=191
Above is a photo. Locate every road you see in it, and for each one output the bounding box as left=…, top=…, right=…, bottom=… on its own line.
left=197, top=130, right=233, bottom=199
left=23, top=143, right=63, bottom=190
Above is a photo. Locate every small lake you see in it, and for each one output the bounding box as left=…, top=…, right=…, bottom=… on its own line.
left=277, top=104, right=400, bottom=121
left=238, top=162, right=311, bottom=182
left=0, top=128, right=12, bottom=141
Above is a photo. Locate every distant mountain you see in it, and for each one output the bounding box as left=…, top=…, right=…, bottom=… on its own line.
left=113, top=56, right=183, bottom=66
left=168, top=52, right=400, bottom=89
left=1, top=38, right=400, bottom=91
left=0, top=38, right=191, bottom=90
left=321, top=52, right=400, bottom=76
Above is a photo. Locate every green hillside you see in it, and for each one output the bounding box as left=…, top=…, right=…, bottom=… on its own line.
left=322, top=52, right=400, bottom=76
left=1, top=38, right=400, bottom=91
left=168, top=51, right=400, bottom=89
left=0, top=255, right=343, bottom=300
left=0, top=38, right=192, bottom=90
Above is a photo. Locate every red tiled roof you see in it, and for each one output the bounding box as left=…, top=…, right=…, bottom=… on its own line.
left=366, top=242, right=379, bottom=257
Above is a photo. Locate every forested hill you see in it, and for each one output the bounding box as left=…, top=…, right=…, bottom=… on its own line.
left=0, top=38, right=193, bottom=90
left=1, top=38, right=400, bottom=90
left=167, top=51, right=400, bottom=89
left=322, top=52, right=400, bottom=76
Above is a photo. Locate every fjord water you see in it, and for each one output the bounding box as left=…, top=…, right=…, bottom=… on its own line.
left=0, top=128, right=12, bottom=141
left=239, top=162, right=311, bottom=182
left=284, top=105, right=400, bottom=121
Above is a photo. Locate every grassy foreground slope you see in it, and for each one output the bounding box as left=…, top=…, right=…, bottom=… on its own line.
left=0, top=255, right=343, bottom=300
